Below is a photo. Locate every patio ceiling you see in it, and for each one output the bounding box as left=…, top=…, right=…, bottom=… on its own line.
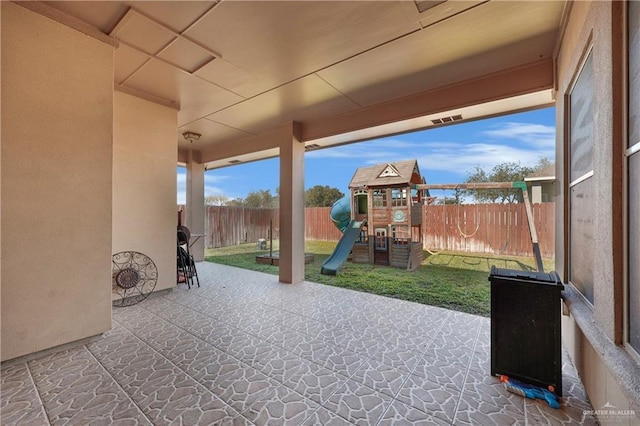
left=44, top=0, right=567, bottom=169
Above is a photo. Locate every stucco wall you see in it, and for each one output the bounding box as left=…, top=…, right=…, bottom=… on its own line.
left=113, top=91, right=177, bottom=293
left=1, top=3, right=114, bottom=361
left=556, top=1, right=638, bottom=418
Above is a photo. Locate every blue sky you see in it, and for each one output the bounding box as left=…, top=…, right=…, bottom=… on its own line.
left=177, top=106, right=555, bottom=204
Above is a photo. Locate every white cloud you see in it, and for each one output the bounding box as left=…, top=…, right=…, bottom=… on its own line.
left=305, top=139, right=417, bottom=162
left=483, top=122, right=555, bottom=149
left=416, top=142, right=554, bottom=179
left=177, top=170, right=234, bottom=204
left=309, top=138, right=552, bottom=178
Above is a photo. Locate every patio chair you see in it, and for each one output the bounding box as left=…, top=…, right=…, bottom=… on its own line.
left=177, top=228, right=200, bottom=288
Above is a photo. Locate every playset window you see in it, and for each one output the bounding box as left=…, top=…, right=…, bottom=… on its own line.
left=390, top=188, right=408, bottom=207
left=372, top=189, right=387, bottom=207
left=392, top=225, right=409, bottom=245
left=354, top=192, right=368, bottom=215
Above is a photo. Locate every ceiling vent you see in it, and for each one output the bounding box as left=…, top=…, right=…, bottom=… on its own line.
left=305, top=143, right=321, bottom=151
left=431, top=114, right=463, bottom=125
left=415, top=0, right=447, bottom=13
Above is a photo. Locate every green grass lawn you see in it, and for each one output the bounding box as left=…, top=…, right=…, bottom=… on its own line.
left=204, top=240, right=555, bottom=317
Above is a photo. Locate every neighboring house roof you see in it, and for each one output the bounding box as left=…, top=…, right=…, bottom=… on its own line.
left=525, top=164, right=556, bottom=182
left=349, top=159, right=420, bottom=188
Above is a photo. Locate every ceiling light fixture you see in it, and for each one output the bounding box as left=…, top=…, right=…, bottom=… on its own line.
left=182, top=131, right=201, bottom=143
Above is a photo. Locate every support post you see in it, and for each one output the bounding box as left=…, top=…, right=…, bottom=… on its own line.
left=186, top=151, right=205, bottom=261
left=514, top=182, right=544, bottom=272
left=279, top=122, right=305, bottom=284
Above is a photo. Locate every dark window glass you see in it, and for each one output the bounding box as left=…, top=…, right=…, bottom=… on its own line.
left=355, top=194, right=368, bottom=215
left=568, top=51, right=595, bottom=304
left=570, top=53, right=594, bottom=182
left=630, top=1, right=640, bottom=147
left=570, top=178, right=594, bottom=304
left=628, top=0, right=640, bottom=353
left=629, top=154, right=640, bottom=352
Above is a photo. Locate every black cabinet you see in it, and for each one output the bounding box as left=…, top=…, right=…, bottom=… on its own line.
left=490, top=267, right=564, bottom=396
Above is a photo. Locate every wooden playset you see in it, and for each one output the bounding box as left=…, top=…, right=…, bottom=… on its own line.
left=347, top=159, right=426, bottom=270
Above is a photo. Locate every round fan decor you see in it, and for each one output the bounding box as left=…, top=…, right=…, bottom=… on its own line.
left=112, top=251, right=157, bottom=307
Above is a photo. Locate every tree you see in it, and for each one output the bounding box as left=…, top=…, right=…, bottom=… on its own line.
left=305, top=185, right=344, bottom=207
left=244, top=189, right=278, bottom=208
left=204, top=195, right=229, bottom=206
left=226, top=198, right=245, bottom=207
left=465, top=159, right=550, bottom=203
left=435, top=187, right=465, bottom=204
left=533, top=157, right=553, bottom=171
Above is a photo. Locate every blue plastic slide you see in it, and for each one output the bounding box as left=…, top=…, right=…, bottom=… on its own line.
left=329, top=196, right=351, bottom=232
left=321, top=219, right=364, bottom=275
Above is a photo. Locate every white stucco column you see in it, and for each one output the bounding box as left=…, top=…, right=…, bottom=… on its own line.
left=279, top=122, right=305, bottom=284
left=186, top=150, right=205, bottom=262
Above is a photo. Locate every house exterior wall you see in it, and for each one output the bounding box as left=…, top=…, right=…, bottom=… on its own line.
left=528, top=182, right=555, bottom=203
left=113, top=91, right=178, bottom=293
left=556, top=0, right=639, bottom=417
left=0, top=3, right=114, bottom=361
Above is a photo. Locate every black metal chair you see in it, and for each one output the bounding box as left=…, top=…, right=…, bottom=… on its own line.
left=177, top=228, right=199, bottom=288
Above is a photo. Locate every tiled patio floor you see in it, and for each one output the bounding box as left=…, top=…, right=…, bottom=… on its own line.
left=2, top=262, right=596, bottom=425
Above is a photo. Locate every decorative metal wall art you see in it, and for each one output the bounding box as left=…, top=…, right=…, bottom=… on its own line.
left=112, top=251, right=157, bottom=307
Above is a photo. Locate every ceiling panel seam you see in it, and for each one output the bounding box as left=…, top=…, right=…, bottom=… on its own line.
left=126, top=7, right=221, bottom=58
left=190, top=26, right=425, bottom=119
left=418, top=0, right=488, bottom=30
left=119, top=55, right=152, bottom=86
left=201, top=117, right=258, bottom=136
left=115, top=40, right=246, bottom=102
left=219, top=2, right=491, bottom=106
left=313, top=73, right=362, bottom=109
left=179, top=2, right=222, bottom=36
left=122, top=1, right=487, bottom=122
left=110, top=6, right=250, bottom=100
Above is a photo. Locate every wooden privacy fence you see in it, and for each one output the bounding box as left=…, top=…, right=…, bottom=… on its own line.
left=200, top=203, right=555, bottom=258
left=422, top=202, right=555, bottom=259
left=304, top=207, right=344, bottom=242
left=204, top=206, right=279, bottom=248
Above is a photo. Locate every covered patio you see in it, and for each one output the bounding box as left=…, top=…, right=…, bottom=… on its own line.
left=2, top=263, right=594, bottom=425
left=2, top=1, right=640, bottom=423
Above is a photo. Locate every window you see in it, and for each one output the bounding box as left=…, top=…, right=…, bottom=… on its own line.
left=628, top=0, right=640, bottom=353
left=372, top=189, right=387, bottom=207
left=391, top=188, right=408, bottom=207
left=354, top=190, right=368, bottom=215
left=392, top=225, right=409, bottom=245
left=568, top=50, right=595, bottom=304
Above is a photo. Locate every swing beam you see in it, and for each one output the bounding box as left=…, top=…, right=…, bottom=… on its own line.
left=412, top=181, right=544, bottom=272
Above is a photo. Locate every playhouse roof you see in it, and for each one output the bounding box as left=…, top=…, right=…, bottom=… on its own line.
left=349, top=159, right=420, bottom=188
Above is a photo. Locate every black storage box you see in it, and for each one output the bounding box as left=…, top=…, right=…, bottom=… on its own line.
left=489, top=266, right=564, bottom=396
